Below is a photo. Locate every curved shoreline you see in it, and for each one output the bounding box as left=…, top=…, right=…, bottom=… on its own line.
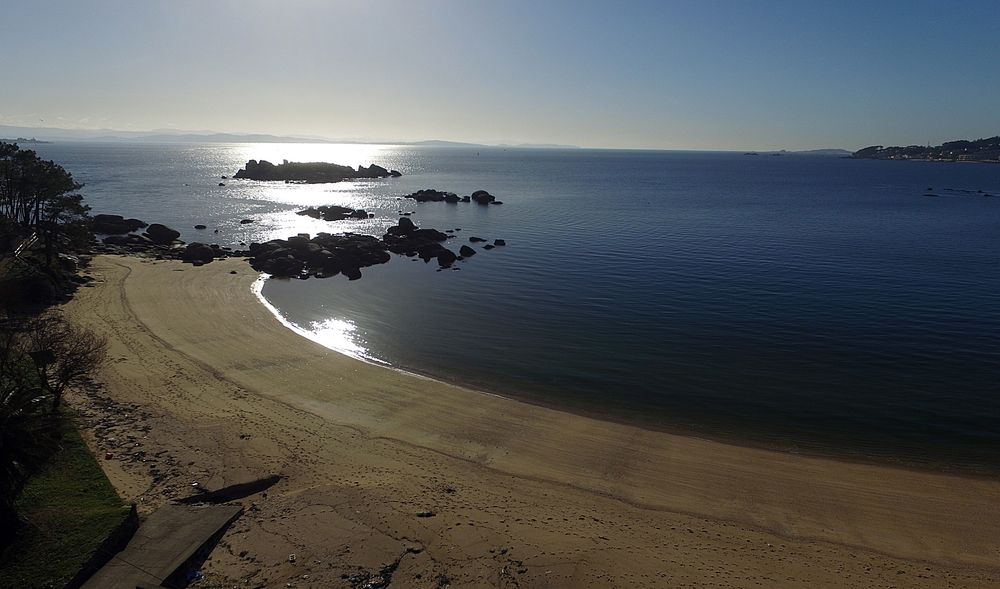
left=255, top=274, right=997, bottom=478
left=65, top=255, right=1000, bottom=586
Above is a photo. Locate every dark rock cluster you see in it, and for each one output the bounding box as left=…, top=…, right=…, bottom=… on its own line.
left=249, top=232, right=390, bottom=280
left=383, top=217, right=455, bottom=266
left=233, top=159, right=402, bottom=183
left=403, top=188, right=504, bottom=205
left=297, top=205, right=373, bottom=222
left=248, top=218, right=505, bottom=279
left=97, top=222, right=181, bottom=246
left=92, top=211, right=506, bottom=280
left=93, top=215, right=248, bottom=264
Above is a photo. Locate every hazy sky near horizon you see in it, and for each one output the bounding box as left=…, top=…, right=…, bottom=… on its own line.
left=3, top=1, right=999, bottom=150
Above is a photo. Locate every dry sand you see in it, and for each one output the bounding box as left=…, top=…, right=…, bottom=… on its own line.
left=64, top=255, right=1000, bottom=588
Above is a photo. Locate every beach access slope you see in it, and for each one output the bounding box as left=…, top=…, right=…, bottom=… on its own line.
left=64, top=255, right=1000, bottom=588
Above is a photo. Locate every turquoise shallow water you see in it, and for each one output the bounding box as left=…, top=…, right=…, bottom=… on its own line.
left=31, top=142, right=1000, bottom=472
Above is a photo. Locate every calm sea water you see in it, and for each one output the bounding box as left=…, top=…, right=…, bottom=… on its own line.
left=30, top=141, right=1000, bottom=472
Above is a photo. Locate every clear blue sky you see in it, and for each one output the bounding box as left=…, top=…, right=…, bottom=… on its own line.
left=2, top=0, right=998, bottom=150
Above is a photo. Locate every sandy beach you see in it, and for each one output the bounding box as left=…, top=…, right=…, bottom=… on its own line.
left=63, top=255, right=1000, bottom=588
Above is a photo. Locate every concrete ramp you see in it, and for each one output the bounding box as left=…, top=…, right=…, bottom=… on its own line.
left=83, top=504, right=242, bottom=589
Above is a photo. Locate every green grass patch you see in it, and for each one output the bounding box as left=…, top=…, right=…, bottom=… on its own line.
left=0, top=417, right=129, bottom=589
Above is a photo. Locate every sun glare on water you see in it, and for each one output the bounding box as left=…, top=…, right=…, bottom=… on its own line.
left=306, top=317, right=369, bottom=359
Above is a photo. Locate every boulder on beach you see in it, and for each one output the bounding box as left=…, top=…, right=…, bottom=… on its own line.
left=144, top=223, right=181, bottom=245
left=102, top=234, right=152, bottom=246
left=181, top=242, right=216, bottom=263
left=92, top=214, right=148, bottom=235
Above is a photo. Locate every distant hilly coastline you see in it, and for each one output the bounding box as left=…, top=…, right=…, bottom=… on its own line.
left=0, top=125, right=580, bottom=149
left=741, top=149, right=852, bottom=157
left=0, top=136, right=50, bottom=144
left=852, top=136, right=1000, bottom=163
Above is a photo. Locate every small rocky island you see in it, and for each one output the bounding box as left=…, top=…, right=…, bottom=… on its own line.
left=234, top=159, right=402, bottom=183
left=853, top=136, right=1000, bottom=163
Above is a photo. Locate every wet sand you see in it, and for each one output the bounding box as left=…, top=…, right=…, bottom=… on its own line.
left=64, top=255, right=1000, bottom=587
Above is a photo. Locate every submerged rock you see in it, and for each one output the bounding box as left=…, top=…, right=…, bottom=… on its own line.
left=403, top=189, right=458, bottom=203
left=402, top=188, right=504, bottom=206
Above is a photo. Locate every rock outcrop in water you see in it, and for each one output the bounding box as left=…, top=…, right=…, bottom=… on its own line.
left=92, top=214, right=505, bottom=277
left=247, top=218, right=505, bottom=278
left=234, top=159, right=402, bottom=183
left=297, top=205, right=372, bottom=222
left=249, top=232, right=390, bottom=279
left=403, top=188, right=503, bottom=205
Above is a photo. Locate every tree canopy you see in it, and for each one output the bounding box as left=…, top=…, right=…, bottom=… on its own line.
left=0, top=142, right=90, bottom=261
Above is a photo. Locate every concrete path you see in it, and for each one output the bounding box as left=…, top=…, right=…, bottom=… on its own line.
left=83, top=504, right=242, bottom=589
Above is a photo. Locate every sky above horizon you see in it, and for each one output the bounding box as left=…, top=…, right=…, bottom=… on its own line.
left=3, top=0, right=999, bottom=150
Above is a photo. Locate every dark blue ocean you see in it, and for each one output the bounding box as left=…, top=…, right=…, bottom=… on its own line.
left=29, top=142, right=1000, bottom=472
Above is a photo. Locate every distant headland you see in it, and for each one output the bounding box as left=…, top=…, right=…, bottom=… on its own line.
left=852, top=136, right=1000, bottom=163
left=0, top=137, right=50, bottom=144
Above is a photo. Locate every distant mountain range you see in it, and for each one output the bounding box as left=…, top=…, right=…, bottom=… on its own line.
left=852, top=136, right=1000, bottom=162
left=792, top=148, right=853, bottom=156
left=0, top=125, right=580, bottom=149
